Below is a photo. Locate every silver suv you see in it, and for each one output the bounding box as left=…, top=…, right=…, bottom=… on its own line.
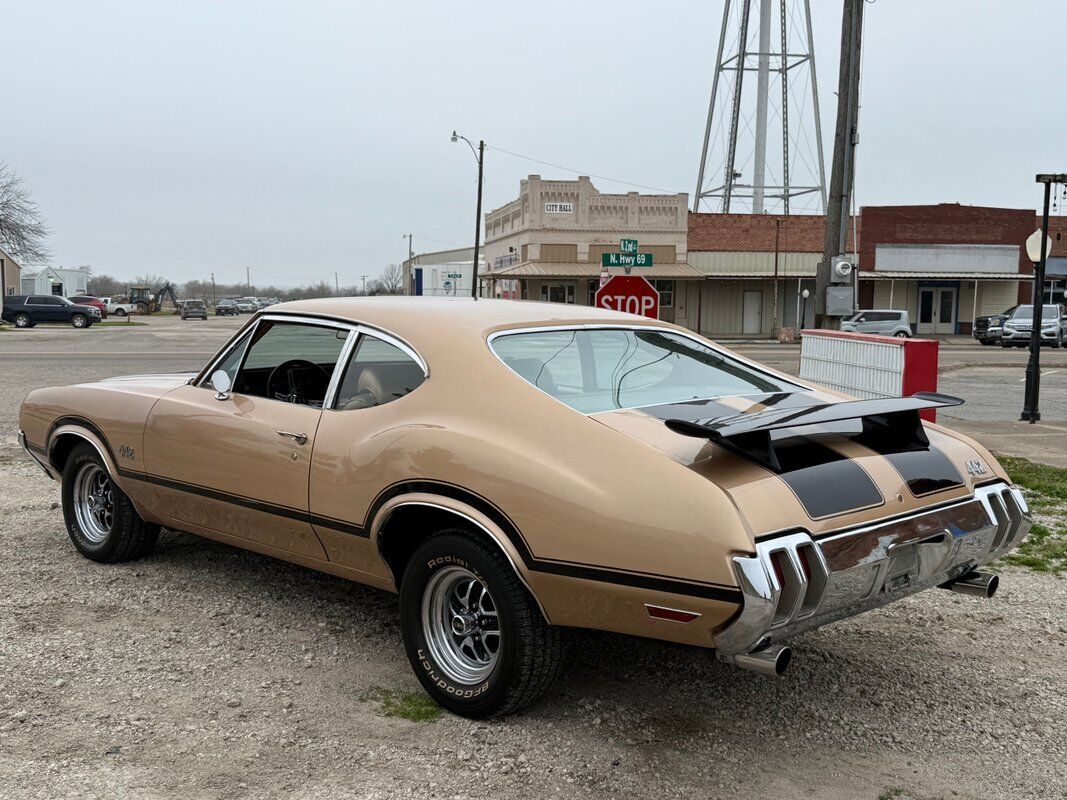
left=1000, top=304, right=1066, bottom=348
left=841, top=309, right=912, bottom=338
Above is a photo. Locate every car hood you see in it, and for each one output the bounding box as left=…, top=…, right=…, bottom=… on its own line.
left=82, top=372, right=198, bottom=398
left=591, top=390, right=1000, bottom=538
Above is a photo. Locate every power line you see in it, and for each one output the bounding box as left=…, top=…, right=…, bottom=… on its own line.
left=485, top=144, right=684, bottom=195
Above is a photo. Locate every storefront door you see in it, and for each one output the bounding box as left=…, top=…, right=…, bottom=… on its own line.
left=742, top=290, right=763, bottom=334
left=917, top=287, right=956, bottom=334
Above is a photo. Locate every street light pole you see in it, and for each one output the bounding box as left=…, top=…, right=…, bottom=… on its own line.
left=452, top=131, right=484, bottom=300
left=1021, top=173, right=1065, bottom=423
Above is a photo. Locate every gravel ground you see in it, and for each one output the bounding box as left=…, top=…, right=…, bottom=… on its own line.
left=1, top=450, right=1064, bottom=799
left=1, top=319, right=1065, bottom=798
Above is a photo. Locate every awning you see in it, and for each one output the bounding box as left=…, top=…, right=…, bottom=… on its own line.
left=860, top=271, right=1025, bottom=281
left=483, top=261, right=705, bottom=279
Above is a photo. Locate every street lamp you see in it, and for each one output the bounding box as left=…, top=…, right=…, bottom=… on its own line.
left=1020, top=173, right=1065, bottom=424
left=801, top=288, right=811, bottom=329
left=451, top=131, right=485, bottom=300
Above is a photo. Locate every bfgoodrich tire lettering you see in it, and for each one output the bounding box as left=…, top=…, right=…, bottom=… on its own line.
left=399, top=529, right=563, bottom=718
left=61, top=443, right=160, bottom=562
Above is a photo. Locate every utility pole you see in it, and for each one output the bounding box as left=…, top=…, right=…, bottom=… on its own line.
left=816, top=0, right=864, bottom=327
left=211, top=272, right=216, bottom=306
left=246, top=266, right=251, bottom=293
left=360, top=275, right=367, bottom=295
left=471, top=140, right=485, bottom=299
left=403, top=233, right=415, bottom=295
left=334, top=272, right=339, bottom=295
left=772, top=218, right=781, bottom=335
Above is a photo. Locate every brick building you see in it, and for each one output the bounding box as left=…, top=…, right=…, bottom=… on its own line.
left=856, top=204, right=1034, bottom=335
left=687, top=213, right=858, bottom=336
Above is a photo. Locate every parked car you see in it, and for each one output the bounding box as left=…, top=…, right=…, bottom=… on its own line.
left=236, top=297, right=259, bottom=313
left=2, top=294, right=101, bottom=328
left=1000, top=304, right=1066, bottom=348
left=68, top=295, right=109, bottom=320
left=840, top=309, right=912, bottom=337
left=17, top=298, right=1030, bottom=717
left=973, top=306, right=1017, bottom=346
left=215, top=298, right=239, bottom=316
left=181, top=299, right=208, bottom=320
left=96, top=296, right=138, bottom=317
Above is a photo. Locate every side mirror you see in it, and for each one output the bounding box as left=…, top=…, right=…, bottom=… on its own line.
left=210, top=369, right=232, bottom=401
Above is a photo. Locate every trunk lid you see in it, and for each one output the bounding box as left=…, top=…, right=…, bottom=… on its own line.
left=592, top=390, right=986, bottom=538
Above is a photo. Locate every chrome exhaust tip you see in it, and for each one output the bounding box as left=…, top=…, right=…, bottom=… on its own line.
left=724, top=643, right=792, bottom=677
left=941, top=570, right=999, bottom=598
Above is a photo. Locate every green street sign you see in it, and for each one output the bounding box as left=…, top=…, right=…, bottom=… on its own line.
left=620, top=238, right=638, bottom=254
left=601, top=252, right=654, bottom=267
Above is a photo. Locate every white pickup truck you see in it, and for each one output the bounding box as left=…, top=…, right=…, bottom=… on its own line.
left=96, top=297, right=138, bottom=317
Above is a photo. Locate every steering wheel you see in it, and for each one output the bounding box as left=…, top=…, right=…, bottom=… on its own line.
left=266, top=359, right=330, bottom=405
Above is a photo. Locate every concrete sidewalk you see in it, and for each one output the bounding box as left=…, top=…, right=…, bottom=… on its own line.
left=945, top=418, right=1067, bottom=468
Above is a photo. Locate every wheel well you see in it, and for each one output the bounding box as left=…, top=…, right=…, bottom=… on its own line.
left=377, top=504, right=501, bottom=586
left=50, top=432, right=94, bottom=474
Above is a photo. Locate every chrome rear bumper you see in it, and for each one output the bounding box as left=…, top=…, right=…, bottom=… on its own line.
left=716, top=482, right=1030, bottom=660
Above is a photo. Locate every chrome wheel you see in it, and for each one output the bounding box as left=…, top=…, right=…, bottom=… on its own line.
left=73, top=463, right=114, bottom=543
left=421, top=566, right=501, bottom=684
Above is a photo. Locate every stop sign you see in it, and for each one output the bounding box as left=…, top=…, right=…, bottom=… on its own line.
left=595, top=275, right=659, bottom=319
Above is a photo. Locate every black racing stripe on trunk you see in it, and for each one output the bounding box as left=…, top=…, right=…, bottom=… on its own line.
left=773, top=437, right=884, bottom=519
left=877, top=448, right=964, bottom=497
left=848, top=426, right=965, bottom=497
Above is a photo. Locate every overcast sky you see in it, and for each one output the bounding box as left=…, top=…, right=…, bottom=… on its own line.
left=4, top=0, right=1064, bottom=286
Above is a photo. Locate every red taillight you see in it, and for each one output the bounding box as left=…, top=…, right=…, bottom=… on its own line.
left=770, top=550, right=786, bottom=586
left=644, top=604, right=701, bottom=623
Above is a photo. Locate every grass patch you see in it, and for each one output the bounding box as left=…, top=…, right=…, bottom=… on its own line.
left=1000, top=456, right=1067, bottom=505
left=364, top=687, right=441, bottom=722
left=877, top=789, right=903, bottom=800
left=996, top=456, right=1067, bottom=575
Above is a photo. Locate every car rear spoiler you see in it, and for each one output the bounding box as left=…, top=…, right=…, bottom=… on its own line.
left=664, top=392, right=964, bottom=473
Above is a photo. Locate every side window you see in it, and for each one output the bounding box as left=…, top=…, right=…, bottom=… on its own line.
left=232, top=321, right=348, bottom=407
left=334, top=334, right=425, bottom=410
left=28, top=296, right=50, bottom=305
left=210, top=328, right=255, bottom=386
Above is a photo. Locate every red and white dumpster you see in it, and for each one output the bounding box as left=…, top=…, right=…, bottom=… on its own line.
left=799, top=330, right=940, bottom=421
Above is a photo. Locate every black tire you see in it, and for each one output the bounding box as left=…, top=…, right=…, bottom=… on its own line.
left=14, top=313, right=32, bottom=328
left=115, top=308, right=127, bottom=317
left=894, top=330, right=908, bottom=338
left=399, top=529, right=563, bottom=718
left=71, top=314, right=88, bottom=329
left=980, top=339, right=992, bottom=346
left=61, top=443, right=159, bottom=563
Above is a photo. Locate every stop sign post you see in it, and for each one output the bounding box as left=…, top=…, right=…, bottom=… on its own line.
left=595, top=275, right=659, bottom=319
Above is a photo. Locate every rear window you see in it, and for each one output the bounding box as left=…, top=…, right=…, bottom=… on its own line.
left=186, top=300, right=205, bottom=307
left=491, top=328, right=798, bottom=413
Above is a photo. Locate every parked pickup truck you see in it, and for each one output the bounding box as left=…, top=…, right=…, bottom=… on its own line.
left=96, top=297, right=138, bottom=317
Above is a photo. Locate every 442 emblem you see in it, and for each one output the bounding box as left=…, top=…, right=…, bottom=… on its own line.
left=119, top=444, right=135, bottom=461
left=965, top=458, right=987, bottom=476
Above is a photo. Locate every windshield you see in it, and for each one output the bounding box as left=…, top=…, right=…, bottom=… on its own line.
left=1011, top=306, right=1058, bottom=321
left=491, top=328, right=799, bottom=413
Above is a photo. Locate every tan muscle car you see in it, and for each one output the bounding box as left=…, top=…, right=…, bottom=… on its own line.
left=18, top=298, right=1030, bottom=717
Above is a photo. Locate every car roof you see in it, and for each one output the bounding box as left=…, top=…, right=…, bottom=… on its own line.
left=272, top=297, right=672, bottom=339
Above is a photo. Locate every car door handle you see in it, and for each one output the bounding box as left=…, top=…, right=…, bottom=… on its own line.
left=276, top=431, right=308, bottom=445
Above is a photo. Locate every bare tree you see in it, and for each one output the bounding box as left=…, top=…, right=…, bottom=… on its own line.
left=0, top=163, right=49, bottom=263
left=87, top=274, right=124, bottom=296
left=369, top=263, right=403, bottom=296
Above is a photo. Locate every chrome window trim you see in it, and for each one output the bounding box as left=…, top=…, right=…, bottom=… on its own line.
left=486, top=323, right=805, bottom=416
left=325, top=326, right=430, bottom=412
left=193, top=313, right=429, bottom=411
